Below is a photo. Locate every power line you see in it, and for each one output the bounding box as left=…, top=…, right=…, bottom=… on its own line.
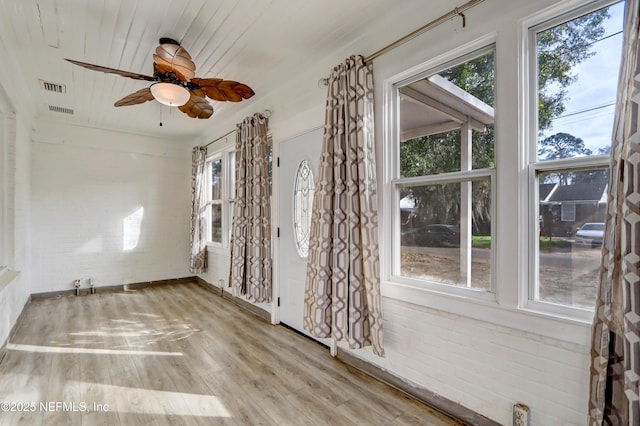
left=538, top=30, right=623, bottom=53
left=555, top=102, right=615, bottom=120
left=584, top=30, right=623, bottom=48
left=557, top=110, right=614, bottom=124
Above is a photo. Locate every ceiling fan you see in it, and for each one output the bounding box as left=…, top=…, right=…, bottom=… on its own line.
left=65, top=37, right=255, bottom=119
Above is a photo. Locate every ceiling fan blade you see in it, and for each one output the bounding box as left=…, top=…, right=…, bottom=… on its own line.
left=219, top=80, right=254, bottom=101
left=114, top=87, right=155, bottom=107
left=191, top=78, right=225, bottom=101
left=65, top=59, right=155, bottom=81
left=178, top=93, right=213, bottom=119
left=191, top=78, right=255, bottom=102
left=190, top=88, right=206, bottom=98
left=154, top=43, right=196, bottom=81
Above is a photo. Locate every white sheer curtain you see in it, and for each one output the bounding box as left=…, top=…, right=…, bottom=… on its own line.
left=189, top=146, right=208, bottom=274
left=589, top=0, right=640, bottom=423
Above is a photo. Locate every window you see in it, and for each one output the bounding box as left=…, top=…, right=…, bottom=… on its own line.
left=528, top=0, right=623, bottom=310
left=210, top=157, right=223, bottom=243
left=206, top=149, right=235, bottom=247
left=392, top=47, right=495, bottom=294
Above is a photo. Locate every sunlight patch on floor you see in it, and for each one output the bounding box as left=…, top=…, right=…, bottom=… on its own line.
left=0, top=373, right=46, bottom=402
left=0, top=374, right=231, bottom=418
left=6, top=343, right=183, bottom=356
left=72, top=382, right=231, bottom=417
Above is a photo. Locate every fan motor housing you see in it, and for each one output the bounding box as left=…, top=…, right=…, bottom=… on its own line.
left=159, top=37, right=181, bottom=46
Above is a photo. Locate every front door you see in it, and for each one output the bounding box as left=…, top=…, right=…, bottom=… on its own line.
left=277, top=128, right=327, bottom=342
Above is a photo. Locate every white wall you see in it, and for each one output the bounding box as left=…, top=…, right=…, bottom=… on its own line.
left=339, top=301, right=589, bottom=425
left=30, top=119, right=192, bottom=294
left=0, top=110, right=32, bottom=347
left=199, top=246, right=231, bottom=289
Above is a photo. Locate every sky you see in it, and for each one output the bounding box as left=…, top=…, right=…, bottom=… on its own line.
left=541, top=1, right=625, bottom=154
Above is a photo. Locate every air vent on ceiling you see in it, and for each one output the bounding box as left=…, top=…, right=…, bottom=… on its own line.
left=39, top=79, right=66, bottom=93
left=48, top=105, right=74, bottom=115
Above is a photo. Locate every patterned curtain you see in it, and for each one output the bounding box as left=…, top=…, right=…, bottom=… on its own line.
left=229, top=113, right=272, bottom=302
left=303, top=55, right=385, bottom=357
left=588, top=1, right=640, bottom=424
left=189, top=146, right=208, bottom=274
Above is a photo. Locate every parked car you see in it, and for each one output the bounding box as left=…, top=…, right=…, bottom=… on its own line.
left=575, top=222, right=604, bottom=247
left=401, top=224, right=460, bottom=247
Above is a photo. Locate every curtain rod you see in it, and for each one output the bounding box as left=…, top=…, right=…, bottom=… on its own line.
left=203, top=128, right=235, bottom=148
left=203, top=109, right=271, bottom=148
left=318, top=0, right=485, bottom=86
left=365, top=0, right=484, bottom=62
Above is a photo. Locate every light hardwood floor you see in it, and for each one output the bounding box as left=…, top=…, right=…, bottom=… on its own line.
left=0, top=282, right=461, bottom=425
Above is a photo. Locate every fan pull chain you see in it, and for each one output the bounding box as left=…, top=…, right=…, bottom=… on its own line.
left=159, top=105, right=163, bottom=127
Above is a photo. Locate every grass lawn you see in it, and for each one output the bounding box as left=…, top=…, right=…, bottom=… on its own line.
left=472, top=235, right=572, bottom=250
left=472, top=236, right=491, bottom=248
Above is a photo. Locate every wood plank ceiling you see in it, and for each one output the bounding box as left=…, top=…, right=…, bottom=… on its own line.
left=0, top=0, right=451, bottom=140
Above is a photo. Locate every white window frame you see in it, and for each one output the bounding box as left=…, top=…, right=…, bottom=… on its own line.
left=206, top=146, right=235, bottom=249
left=377, top=0, right=626, bottom=344
left=387, top=43, right=497, bottom=301
left=379, top=25, right=604, bottom=345
left=522, top=0, right=618, bottom=320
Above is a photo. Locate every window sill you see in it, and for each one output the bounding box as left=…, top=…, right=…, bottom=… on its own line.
left=381, top=280, right=591, bottom=346
left=0, top=267, right=20, bottom=293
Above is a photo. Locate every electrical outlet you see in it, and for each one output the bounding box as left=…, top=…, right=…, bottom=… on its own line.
left=513, top=403, right=530, bottom=426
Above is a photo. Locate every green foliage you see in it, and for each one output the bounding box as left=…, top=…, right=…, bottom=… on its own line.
left=539, top=238, right=572, bottom=250
left=539, top=134, right=610, bottom=186
left=537, top=10, right=608, bottom=132
left=440, top=52, right=495, bottom=106
left=400, top=130, right=461, bottom=178
left=539, top=132, right=591, bottom=160
left=597, top=145, right=612, bottom=155
left=472, top=235, right=492, bottom=248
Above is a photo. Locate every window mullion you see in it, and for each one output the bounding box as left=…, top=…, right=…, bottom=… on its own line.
left=461, top=117, right=473, bottom=287
left=393, top=168, right=494, bottom=187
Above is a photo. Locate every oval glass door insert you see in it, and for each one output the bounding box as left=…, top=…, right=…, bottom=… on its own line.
left=293, top=160, right=315, bottom=257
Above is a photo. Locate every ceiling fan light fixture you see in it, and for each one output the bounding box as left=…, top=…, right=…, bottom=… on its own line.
left=150, top=82, right=190, bottom=106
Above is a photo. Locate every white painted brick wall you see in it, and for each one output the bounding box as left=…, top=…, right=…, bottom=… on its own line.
left=13, top=114, right=31, bottom=276
left=30, top=120, right=192, bottom=294
left=0, top=112, right=31, bottom=346
left=4, top=110, right=16, bottom=267
left=199, top=247, right=231, bottom=290
left=340, top=297, right=589, bottom=425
